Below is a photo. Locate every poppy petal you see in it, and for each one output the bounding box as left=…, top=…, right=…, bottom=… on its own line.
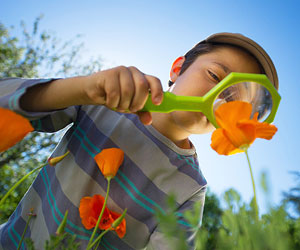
left=232, top=122, right=256, bottom=146
left=79, top=197, right=95, bottom=229
left=0, top=108, right=34, bottom=152
left=90, top=195, right=113, bottom=229
left=211, top=128, right=242, bottom=155
left=215, top=101, right=252, bottom=129
left=91, top=195, right=105, bottom=213
left=79, top=194, right=113, bottom=230
left=110, top=210, right=126, bottom=238
left=255, top=123, right=278, bottom=139
left=211, top=101, right=277, bottom=155
left=238, top=120, right=278, bottom=140
left=94, top=148, right=124, bottom=178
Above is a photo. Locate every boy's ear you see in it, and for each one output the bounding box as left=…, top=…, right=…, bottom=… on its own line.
left=170, top=56, right=185, bottom=82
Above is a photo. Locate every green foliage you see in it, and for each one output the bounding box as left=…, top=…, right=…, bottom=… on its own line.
left=22, top=209, right=80, bottom=249
left=0, top=130, right=58, bottom=223
left=0, top=17, right=102, bottom=222
left=155, top=194, right=189, bottom=250
left=156, top=188, right=300, bottom=249
left=24, top=233, right=80, bottom=250
left=155, top=190, right=223, bottom=250
left=216, top=189, right=293, bottom=250
left=0, top=129, right=64, bottom=222
left=0, top=162, right=39, bottom=223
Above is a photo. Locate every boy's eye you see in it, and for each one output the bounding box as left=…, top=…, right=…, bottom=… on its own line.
left=208, top=70, right=220, bottom=82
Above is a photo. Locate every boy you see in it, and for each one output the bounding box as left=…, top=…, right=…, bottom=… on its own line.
left=0, top=32, right=278, bottom=249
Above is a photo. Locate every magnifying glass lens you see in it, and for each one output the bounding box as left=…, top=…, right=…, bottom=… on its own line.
left=213, top=81, right=273, bottom=122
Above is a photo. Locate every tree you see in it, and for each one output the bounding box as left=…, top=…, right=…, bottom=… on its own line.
left=201, top=188, right=223, bottom=250
left=0, top=16, right=102, bottom=223
left=282, top=171, right=300, bottom=218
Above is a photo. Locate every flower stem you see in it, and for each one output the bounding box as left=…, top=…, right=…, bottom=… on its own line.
left=244, top=149, right=259, bottom=219
left=17, top=211, right=35, bottom=250
left=56, top=210, right=69, bottom=235
left=88, top=227, right=112, bottom=250
left=87, top=177, right=111, bottom=248
left=0, top=163, right=46, bottom=207
left=92, top=208, right=127, bottom=249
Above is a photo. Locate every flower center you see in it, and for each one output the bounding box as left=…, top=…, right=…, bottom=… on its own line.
left=239, top=144, right=249, bottom=151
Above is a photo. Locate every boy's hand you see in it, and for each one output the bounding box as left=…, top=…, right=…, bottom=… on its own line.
left=85, top=66, right=163, bottom=125
left=20, top=66, right=163, bottom=125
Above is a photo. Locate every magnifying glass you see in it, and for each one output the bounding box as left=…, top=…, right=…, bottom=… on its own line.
left=140, top=72, right=281, bottom=128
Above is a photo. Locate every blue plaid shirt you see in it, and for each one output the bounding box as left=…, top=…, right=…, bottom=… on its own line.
left=0, top=78, right=207, bottom=250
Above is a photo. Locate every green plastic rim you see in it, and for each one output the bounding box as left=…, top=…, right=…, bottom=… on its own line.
left=141, top=72, right=281, bottom=128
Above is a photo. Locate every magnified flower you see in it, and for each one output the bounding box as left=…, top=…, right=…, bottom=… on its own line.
left=94, top=148, right=124, bottom=179
left=0, top=108, right=34, bottom=152
left=79, top=194, right=113, bottom=230
left=211, top=101, right=277, bottom=155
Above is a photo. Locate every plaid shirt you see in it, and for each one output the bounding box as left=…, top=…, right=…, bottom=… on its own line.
left=0, top=78, right=207, bottom=250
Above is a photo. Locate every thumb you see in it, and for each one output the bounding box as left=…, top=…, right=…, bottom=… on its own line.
left=136, top=111, right=152, bottom=125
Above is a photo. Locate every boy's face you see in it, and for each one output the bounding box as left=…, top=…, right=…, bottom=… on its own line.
left=169, top=46, right=262, bottom=134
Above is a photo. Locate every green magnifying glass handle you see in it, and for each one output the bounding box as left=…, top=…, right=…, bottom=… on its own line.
left=139, top=72, right=281, bottom=127
left=140, top=92, right=206, bottom=113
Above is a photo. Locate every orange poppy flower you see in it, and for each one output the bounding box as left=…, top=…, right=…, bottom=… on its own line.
left=79, top=194, right=114, bottom=230
left=0, top=107, right=34, bottom=152
left=94, top=148, right=124, bottom=179
left=211, top=101, right=278, bottom=155
left=110, top=210, right=126, bottom=238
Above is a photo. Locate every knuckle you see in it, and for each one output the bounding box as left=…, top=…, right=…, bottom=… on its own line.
left=116, top=65, right=128, bottom=72
left=136, top=77, right=148, bottom=87
left=147, top=75, right=162, bottom=90
left=152, top=76, right=160, bottom=82
left=128, top=66, right=138, bottom=71
left=106, top=90, right=119, bottom=101
left=106, top=68, right=118, bottom=78
left=153, top=78, right=162, bottom=89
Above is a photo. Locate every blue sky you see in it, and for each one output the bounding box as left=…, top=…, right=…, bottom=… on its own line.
left=1, top=0, right=300, bottom=213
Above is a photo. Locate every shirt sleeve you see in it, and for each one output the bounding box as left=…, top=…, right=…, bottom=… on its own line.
left=0, top=78, right=80, bottom=132
left=146, top=186, right=207, bottom=250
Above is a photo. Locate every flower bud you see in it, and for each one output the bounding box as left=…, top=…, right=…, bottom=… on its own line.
left=48, top=151, right=70, bottom=166
left=56, top=210, right=68, bottom=235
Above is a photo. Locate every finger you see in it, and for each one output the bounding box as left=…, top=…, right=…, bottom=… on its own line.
left=104, top=71, right=121, bottom=109
left=144, top=75, right=163, bottom=105
left=118, top=67, right=135, bottom=111
left=136, top=111, right=152, bottom=125
left=128, top=66, right=150, bottom=112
